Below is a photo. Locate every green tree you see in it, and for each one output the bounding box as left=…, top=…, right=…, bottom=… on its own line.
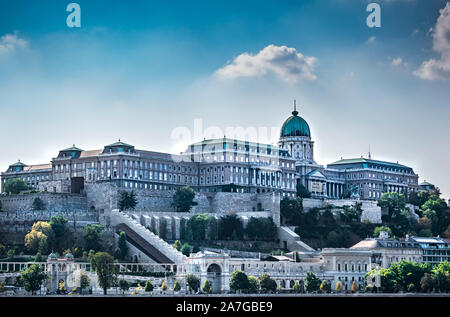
left=83, top=224, right=104, bottom=251
left=280, top=197, right=303, bottom=225
left=49, top=215, right=72, bottom=252
left=187, top=214, right=211, bottom=240
left=219, top=214, right=244, bottom=240
left=118, top=279, right=129, bottom=294
left=180, top=243, right=191, bottom=256
left=420, top=273, right=434, bottom=293
left=172, top=240, right=182, bottom=250
left=34, top=252, right=43, bottom=262
left=408, top=190, right=430, bottom=207
left=173, top=280, right=181, bottom=292
left=79, top=272, right=90, bottom=294
left=115, top=231, right=128, bottom=260
left=229, top=270, right=249, bottom=293
left=119, top=190, right=138, bottom=210
left=202, top=279, right=212, bottom=294
left=304, top=271, right=321, bottom=293
left=20, top=263, right=48, bottom=295
left=31, top=197, right=45, bottom=211
left=89, top=252, right=117, bottom=295
left=373, top=226, right=393, bottom=238
left=245, top=217, right=277, bottom=241
left=296, top=183, right=311, bottom=198
left=172, top=186, right=197, bottom=212
left=292, top=282, right=301, bottom=293
left=320, top=280, right=331, bottom=293
left=248, top=276, right=260, bottom=293
left=379, top=192, right=406, bottom=221
left=259, top=274, right=277, bottom=293
left=3, top=178, right=30, bottom=194
left=144, top=280, right=154, bottom=292
left=186, top=274, right=200, bottom=292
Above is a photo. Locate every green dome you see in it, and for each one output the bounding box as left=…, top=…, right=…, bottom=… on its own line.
left=280, top=109, right=311, bottom=137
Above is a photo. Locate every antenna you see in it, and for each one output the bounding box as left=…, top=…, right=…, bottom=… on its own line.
left=368, top=144, right=372, bottom=159
left=292, top=100, right=299, bottom=116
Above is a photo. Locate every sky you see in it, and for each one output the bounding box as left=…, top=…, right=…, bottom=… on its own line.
left=0, top=0, right=449, bottom=199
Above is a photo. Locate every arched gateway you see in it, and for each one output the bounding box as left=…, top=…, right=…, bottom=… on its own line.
left=206, top=264, right=222, bottom=293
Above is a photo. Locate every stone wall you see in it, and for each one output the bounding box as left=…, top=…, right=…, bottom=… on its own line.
left=0, top=192, right=88, bottom=213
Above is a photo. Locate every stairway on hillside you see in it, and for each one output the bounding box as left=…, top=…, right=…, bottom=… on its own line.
left=111, top=210, right=186, bottom=263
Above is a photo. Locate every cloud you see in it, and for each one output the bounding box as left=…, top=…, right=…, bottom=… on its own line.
left=0, top=32, right=28, bottom=54
left=366, top=36, right=376, bottom=43
left=391, top=57, right=404, bottom=66
left=215, top=44, right=317, bottom=83
left=414, top=3, right=450, bottom=80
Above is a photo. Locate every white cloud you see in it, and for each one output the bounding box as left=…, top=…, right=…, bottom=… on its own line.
left=366, top=36, right=376, bottom=43
left=392, top=57, right=403, bottom=66
left=0, top=32, right=28, bottom=54
left=215, top=44, right=317, bottom=83
left=414, top=3, right=450, bottom=80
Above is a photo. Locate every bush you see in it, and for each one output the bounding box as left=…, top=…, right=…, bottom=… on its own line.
left=219, top=214, right=244, bottom=240
left=202, top=280, right=212, bottom=294
left=174, top=280, right=181, bottom=292
left=320, top=280, right=331, bottom=293
left=229, top=271, right=249, bottom=293
left=335, top=280, right=343, bottom=292
left=144, top=280, right=154, bottom=292
left=304, top=272, right=321, bottom=293
left=186, top=274, right=200, bottom=292
left=118, top=279, right=129, bottom=294
left=293, top=282, right=301, bottom=293
left=119, top=190, right=137, bottom=211
left=31, top=197, right=45, bottom=211
left=245, top=217, right=277, bottom=241
left=172, top=240, right=182, bottom=250
left=248, top=276, right=260, bottom=293
left=259, top=274, right=277, bottom=293
left=407, top=283, right=415, bottom=292
left=180, top=243, right=191, bottom=256
left=161, top=281, right=168, bottom=291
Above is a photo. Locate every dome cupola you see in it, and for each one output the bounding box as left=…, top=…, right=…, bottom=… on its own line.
left=280, top=102, right=311, bottom=138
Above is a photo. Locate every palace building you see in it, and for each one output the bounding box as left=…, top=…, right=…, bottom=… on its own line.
left=1, top=104, right=420, bottom=200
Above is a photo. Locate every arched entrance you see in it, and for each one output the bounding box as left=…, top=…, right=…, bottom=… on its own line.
left=207, top=264, right=222, bottom=293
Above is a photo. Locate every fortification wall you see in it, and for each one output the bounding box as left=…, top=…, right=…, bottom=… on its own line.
left=0, top=192, right=88, bottom=213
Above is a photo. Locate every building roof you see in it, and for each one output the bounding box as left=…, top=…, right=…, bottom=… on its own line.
left=79, top=149, right=103, bottom=158
left=24, top=164, right=52, bottom=171
left=350, top=239, right=379, bottom=249
left=60, top=145, right=83, bottom=152
left=280, top=108, right=311, bottom=138
left=9, top=161, right=27, bottom=167
left=327, top=158, right=412, bottom=170
left=105, top=141, right=134, bottom=148
left=419, top=181, right=434, bottom=186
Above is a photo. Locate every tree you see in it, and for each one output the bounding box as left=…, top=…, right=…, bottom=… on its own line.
left=248, top=276, right=260, bottom=294
left=335, top=280, right=343, bottom=292
left=259, top=273, right=277, bottom=293
left=280, top=197, right=303, bottom=225
left=161, top=280, right=168, bottom=292
left=421, top=273, right=434, bottom=293
left=320, top=280, right=331, bottom=293
left=50, top=215, right=72, bottom=252
left=202, top=279, right=212, bottom=294
left=351, top=280, right=359, bottom=293
left=379, top=192, right=406, bottom=221
left=115, top=231, right=128, bottom=260
left=25, top=230, right=48, bottom=254
left=119, top=190, right=138, bottom=210
left=3, top=178, right=29, bottom=194
left=79, top=272, right=90, bottom=294
left=292, top=282, right=301, bottom=293
left=118, top=279, right=129, bottom=294
left=373, top=226, right=393, bottom=238
left=229, top=271, right=249, bottom=293
left=89, top=252, right=117, bottom=295
left=172, top=240, right=182, bottom=251
left=245, top=217, right=277, bottom=241
left=34, top=252, right=43, bottom=262
left=83, top=224, right=104, bottom=251
left=186, top=274, right=200, bottom=293
left=219, top=214, right=244, bottom=240
left=180, top=243, right=191, bottom=256
left=409, top=190, right=430, bottom=207
left=31, top=197, right=45, bottom=211
left=296, top=183, right=311, bottom=198
left=20, top=264, right=48, bottom=295
left=304, top=271, right=321, bottom=293
left=144, top=280, right=154, bottom=292
left=174, top=280, right=181, bottom=292
left=172, top=186, right=197, bottom=212
left=187, top=214, right=211, bottom=240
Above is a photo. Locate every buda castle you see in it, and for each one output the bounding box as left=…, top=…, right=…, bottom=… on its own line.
left=1, top=103, right=420, bottom=200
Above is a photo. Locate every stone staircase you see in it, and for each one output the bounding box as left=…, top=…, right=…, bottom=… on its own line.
left=109, top=209, right=186, bottom=263
left=278, top=226, right=315, bottom=252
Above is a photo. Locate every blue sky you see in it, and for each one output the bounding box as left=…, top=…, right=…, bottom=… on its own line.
left=0, top=0, right=449, bottom=199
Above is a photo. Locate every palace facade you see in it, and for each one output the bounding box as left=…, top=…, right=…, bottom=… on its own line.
left=1, top=104, right=420, bottom=200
